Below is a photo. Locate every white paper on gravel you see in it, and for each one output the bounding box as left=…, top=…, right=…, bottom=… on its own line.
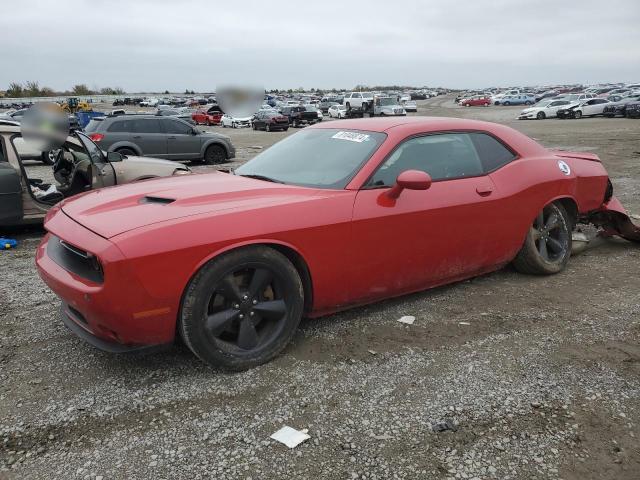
left=397, top=315, right=415, bottom=325
left=270, top=426, right=310, bottom=448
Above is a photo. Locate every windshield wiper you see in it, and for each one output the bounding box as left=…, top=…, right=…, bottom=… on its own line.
left=236, top=173, right=284, bottom=184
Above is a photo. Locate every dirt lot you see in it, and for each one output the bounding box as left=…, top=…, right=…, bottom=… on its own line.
left=1, top=97, right=639, bottom=479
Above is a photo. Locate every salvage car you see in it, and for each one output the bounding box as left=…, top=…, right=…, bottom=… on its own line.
left=460, top=95, right=491, bottom=107
left=403, top=100, right=418, bottom=112
left=518, top=99, right=572, bottom=120
left=192, top=109, right=223, bottom=126
left=0, top=125, right=190, bottom=226
left=328, top=104, right=347, bottom=118
left=36, top=117, right=640, bottom=370
left=602, top=95, right=640, bottom=117
left=495, top=94, right=535, bottom=106
left=625, top=102, right=640, bottom=118
left=557, top=98, right=611, bottom=119
left=252, top=111, right=289, bottom=131
left=85, top=115, right=234, bottom=164
left=220, top=114, right=252, bottom=129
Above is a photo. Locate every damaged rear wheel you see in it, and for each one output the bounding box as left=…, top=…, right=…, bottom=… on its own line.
left=513, top=202, right=572, bottom=275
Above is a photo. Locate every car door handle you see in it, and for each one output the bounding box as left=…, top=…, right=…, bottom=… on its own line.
left=132, top=135, right=141, bottom=139
left=476, top=184, right=494, bottom=196
left=167, top=136, right=176, bottom=140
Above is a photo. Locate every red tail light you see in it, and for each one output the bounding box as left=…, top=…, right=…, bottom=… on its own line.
left=89, top=133, right=104, bottom=142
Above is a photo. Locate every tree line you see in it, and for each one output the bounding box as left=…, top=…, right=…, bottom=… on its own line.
left=3, top=81, right=125, bottom=98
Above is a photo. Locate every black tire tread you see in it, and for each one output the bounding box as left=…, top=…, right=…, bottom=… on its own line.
left=513, top=202, right=572, bottom=275
left=179, top=246, right=304, bottom=370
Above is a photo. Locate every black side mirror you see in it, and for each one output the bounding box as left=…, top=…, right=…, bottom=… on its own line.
left=192, top=129, right=198, bottom=135
left=107, top=151, right=124, bottom=162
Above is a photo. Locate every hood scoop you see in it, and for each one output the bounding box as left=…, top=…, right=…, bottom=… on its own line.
left=140, top=196, right=176, bottom=205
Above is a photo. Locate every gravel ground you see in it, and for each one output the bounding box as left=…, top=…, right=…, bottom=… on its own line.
left=1, top=97, right=639, bottom=479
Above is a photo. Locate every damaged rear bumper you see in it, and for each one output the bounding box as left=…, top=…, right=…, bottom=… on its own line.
left=586, top=196, right=640, bottom=243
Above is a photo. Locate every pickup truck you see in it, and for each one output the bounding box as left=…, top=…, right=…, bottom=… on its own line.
left=372, top=96, right=406, bottom=116
left=280, top=106, right=318, bottom=127
left=343, top=92, right=375, bottom=112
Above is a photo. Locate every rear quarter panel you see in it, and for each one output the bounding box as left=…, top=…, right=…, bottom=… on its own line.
left=487, top=154, right=609, bottom=261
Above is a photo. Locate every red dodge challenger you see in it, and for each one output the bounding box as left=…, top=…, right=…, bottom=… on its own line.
left=36, top=117, right=640, bottom=370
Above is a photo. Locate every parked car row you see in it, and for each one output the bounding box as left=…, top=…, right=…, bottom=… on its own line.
left=518, top=92, right=640, bottom=120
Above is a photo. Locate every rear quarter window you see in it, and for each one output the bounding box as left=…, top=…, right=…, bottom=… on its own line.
left=107, top=120, right=135, bottom=132
left=84, top=119, right=103, bottom=133
left=469, top=133, right=517, bottom=172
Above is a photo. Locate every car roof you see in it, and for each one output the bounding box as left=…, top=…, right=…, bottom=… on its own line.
left=310, top=116, right=503, bottom=133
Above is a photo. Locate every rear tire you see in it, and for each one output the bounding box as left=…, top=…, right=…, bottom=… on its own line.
left=513, top=202, right=572, bottom=275
left=266, top=123, right=271, bottom=132
left=203, top=144, right=226, bottom=165
left=179, top=246, right=304, bottom=370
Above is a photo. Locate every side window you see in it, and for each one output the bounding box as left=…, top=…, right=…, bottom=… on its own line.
left=133, top=119, right=162, bottom=133
left=368, top=133, right=483, bottom=187
left=107, top=120, right=133, bottom=132
left=163, top=120, right=192, bottom=135
left=0, top=136, right=6, bottom=162
left=468, top=133, right=517, bottom=172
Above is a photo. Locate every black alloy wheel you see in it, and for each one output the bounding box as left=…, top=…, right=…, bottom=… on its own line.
left=180, top=246, right=304, bottom=370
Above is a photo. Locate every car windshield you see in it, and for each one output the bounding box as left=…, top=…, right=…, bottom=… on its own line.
left=377, top=98, right=397, bottom=106
left=535, top=99, right=553, bottom=107
left=235, top=128, right=386, bottom=189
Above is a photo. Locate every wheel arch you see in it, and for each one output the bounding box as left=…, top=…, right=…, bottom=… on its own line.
left=202, top=140, right=229, bottom=159
left=112, top=142, right=142, bottom=155
left=183, top=240, right=315, bottom=318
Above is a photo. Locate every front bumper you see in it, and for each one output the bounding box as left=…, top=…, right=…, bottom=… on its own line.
left=36, top=209, right=178, bottom=350
left=60, top=303, right=171, bottom=353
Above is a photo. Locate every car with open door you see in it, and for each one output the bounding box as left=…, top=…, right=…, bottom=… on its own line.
left=36, top=117, right=640, bottom=370
left=0, top=124, right=191, bottom=227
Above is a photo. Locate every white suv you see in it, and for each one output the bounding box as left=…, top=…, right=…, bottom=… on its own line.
left=343, top=92, right=374, bottom=110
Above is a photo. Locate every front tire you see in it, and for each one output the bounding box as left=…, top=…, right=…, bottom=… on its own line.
left=179, top=246, right=304, bottom=370
left=513, top=202, right=572, bottom=275
left=537, top=111, right=546, bottom=120
left=574, top=110, right=582, bottom=119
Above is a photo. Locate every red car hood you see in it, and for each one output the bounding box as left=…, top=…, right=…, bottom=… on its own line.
left=61, top=172, right=325, bottom=239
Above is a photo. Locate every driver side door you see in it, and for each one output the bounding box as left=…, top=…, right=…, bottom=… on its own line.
left=77, top=134, right=116, bottom=188
left=349, top=132, right=506, bottom=303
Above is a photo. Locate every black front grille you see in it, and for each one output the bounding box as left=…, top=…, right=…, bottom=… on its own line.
left=47, top=235, right=104, bottom=283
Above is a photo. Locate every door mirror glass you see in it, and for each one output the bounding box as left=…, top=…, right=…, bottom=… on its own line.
left=107, top=151, right=124, bottom=162
left=387, top=170, right=432, bottom=199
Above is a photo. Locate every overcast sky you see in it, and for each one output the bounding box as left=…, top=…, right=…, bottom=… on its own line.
left=3, top=0, right=639, bottom=92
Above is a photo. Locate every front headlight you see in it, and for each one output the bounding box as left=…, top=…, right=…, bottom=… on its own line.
left=173, top=168, right=192, bottom=175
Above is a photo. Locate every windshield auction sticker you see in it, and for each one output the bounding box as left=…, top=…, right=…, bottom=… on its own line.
left=332, top=131, right=370, bottom=143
